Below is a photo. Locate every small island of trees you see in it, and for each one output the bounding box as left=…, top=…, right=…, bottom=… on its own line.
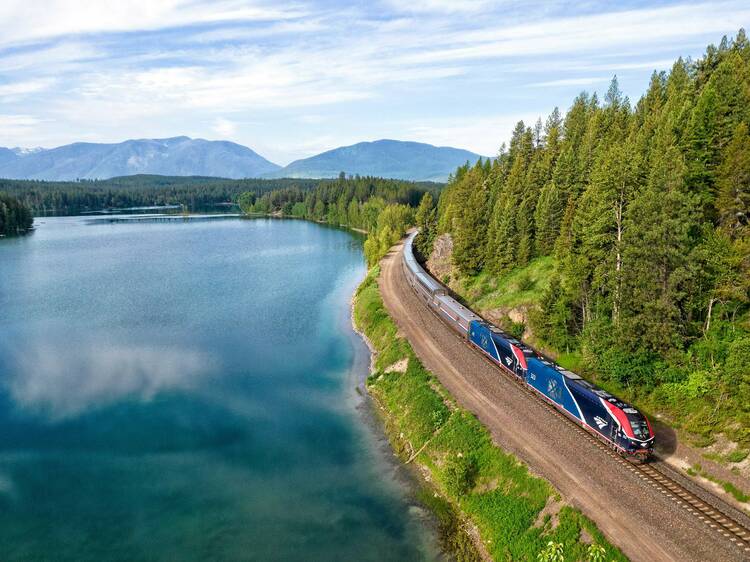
left=0, top=193, right=33, bottom=236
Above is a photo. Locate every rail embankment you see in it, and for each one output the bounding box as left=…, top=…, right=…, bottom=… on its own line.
left=352, top=265, right=625, bottom=562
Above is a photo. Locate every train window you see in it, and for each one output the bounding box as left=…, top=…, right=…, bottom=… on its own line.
left=631, top=421, right=650, bottom=439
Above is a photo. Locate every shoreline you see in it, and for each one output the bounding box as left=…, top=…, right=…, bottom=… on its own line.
left=350, top=278, right=485, bottom=562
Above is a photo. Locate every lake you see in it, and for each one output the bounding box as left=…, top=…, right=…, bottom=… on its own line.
left=0, top=216, right=440, bottom=561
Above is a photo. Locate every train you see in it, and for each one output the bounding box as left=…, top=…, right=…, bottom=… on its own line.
left=401, top=231, right=655, bottom=459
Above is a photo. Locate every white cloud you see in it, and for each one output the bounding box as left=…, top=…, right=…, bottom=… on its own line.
left=395, top=2, right=749, bottom=65
left=0, top=78, right=54, bottom=98
left=0, top=0, right=304, bottom=46
left=529, top=77, right=609, bottom=88
left=7, top=341, right=216, bottom=420
left=0, top=0, right=747, bottom=159
left=0, top=41, right=101, bottom=73
left=0, top=114, right=43, bottom=138
left=381, top=0, right=503, bottom=14
left=212, top=117, right=237, bottom=137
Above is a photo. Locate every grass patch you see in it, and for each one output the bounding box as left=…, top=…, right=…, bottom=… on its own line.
left=686, top=464, right=750, bottom=503
left=353, top=267, right=627, bottom=562
left=727, top=450, right=749, bottom=463
left=453, top=256, right=555, bottom=312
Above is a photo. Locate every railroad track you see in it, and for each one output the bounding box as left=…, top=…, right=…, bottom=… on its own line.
left=558, top=403, right=750, bottom=556
left=399, top=246, right=750, bottom=557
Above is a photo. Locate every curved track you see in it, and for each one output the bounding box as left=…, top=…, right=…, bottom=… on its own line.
left=380, top=239, right=750, bottom=562
left=530, top=375, right=750, bottom=555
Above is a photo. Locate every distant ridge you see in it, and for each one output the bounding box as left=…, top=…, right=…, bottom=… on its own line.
left=266, top=139, right=486, bottom=182
left=0, top=137, right=487, bottom=182
left=0, top=137, right=281, bottom=181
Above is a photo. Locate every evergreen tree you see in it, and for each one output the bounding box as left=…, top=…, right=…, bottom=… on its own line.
left=620, top=141, right=697, bottom=353
left=452, top=162, right=491, bottom=274
left=716, top=122, right=750, bottom=236
left=534, top=181, right=563, bottom=255
left=414, top=192, right=437, bottom=258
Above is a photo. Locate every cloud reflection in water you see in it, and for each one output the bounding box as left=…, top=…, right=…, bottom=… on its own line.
left=6, top=341, right=216, bottom=421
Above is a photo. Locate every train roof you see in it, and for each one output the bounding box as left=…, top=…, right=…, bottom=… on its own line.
left=404, top=232, right=444, bottom=293
left=436, top=294, right=483, bottom=322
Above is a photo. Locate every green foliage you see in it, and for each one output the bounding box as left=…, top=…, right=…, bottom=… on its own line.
left=2, top=175, right=323, bottom=215
left=0, top=192, right=33, bottom=236
left=414, top=192, right=438, bottom=258
left=363, top=204, right=413, bottom=266
left=449, top=161, right=492, bottom=274
left=353, top=269, right=625, bottom=562
left=537, top=541, right=564, bottom=562
left=587, top=543, right=607, bottom=562
left=444, top=453, right=479, bottom=497
left=716, top=122, right=750, bottom=235
left=433, top=29, right=750, bottom=444
left=726, top=449, right=749, bottom=463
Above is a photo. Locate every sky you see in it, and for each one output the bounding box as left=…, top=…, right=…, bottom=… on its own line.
left=0, top=1, right=747, bottom=165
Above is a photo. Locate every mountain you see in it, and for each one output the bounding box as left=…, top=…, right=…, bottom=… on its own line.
left=0, top=137, right=281, bottom=180
left=266, top=139, right=487, bottom=182
left=0, top=137, right=486, bottom=182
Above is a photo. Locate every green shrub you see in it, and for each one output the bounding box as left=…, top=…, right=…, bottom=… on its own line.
left=506, top=320, right=525, bottom=340
left=444, top=453, right=479, bottom=497
left=516, top=272, right=535, bottom=292
left=727, top=449, right=749, bottom=463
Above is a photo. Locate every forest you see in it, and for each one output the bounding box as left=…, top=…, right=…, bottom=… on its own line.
left=0, top=193, right=33, bottom=236
left=418, top=30, right=750, bottom=446
left=0, top=175, right=323, bottom=215
left=237, top=173, right=439, bottom=264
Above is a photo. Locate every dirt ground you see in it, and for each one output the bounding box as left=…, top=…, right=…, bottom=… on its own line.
left=378, top=240, right=748, bottom=562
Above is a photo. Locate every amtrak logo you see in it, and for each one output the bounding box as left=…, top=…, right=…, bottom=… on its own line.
left=480, top=334, right=490, bottom=348
left=594, top=416, right=608, bottom=429
left=504, top=357, right=512, bottom=366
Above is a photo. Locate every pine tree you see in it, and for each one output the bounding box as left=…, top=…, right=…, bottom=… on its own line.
left=452, top=163, right=491, bottom=274
left=620, top=141, right=697, bottom=352
left=686, top=52, right=750, bottom=218
left=569, top=143, right=637, bottom=325
left=535, top=181, right=564, bottom=255
left=414, top=192, right=437, bottom=258
left=716, top=122, right=750, bottom=236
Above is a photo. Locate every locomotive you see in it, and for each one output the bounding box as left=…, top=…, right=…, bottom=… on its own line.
left=402, top=231, right=655, bottom=459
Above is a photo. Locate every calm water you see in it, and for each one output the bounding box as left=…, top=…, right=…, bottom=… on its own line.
left=0, top=216, right=440, bottom=561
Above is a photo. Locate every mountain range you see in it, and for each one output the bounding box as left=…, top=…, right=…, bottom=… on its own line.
left=0, top=137, right=485, bottom=182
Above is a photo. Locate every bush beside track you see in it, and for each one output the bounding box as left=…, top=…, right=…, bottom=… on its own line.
left=353, top=266, right=627, bottom=562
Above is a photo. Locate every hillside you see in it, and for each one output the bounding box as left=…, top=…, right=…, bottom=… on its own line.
left=266, top=139, right=486, bottom=182
left=0, top=137, right=281, bottom=180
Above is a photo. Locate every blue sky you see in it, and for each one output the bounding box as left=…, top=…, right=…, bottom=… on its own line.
left=0, top=1, right=747, bottom=165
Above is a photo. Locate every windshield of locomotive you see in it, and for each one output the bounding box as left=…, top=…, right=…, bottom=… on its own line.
left=631, top=419, right=651, bottom=440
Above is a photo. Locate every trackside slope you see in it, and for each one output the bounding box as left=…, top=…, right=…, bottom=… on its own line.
left=353, top=264, right=626, bottom=562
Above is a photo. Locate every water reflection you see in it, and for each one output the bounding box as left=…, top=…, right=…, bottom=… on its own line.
left=0, top=216, right=439, bottom=561
left=6, top=340, right=215, bottom=421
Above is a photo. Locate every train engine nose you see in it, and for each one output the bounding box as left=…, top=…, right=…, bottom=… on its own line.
left=626, top=415, right=655, bottom=457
